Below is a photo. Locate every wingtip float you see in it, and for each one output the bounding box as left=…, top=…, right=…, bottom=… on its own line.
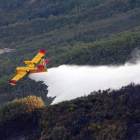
left=9, top=49, right=50, bottom=86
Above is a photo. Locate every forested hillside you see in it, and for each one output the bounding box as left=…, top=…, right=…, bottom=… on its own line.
left=1, top=0, right=140, bottom=106
left=1, top=84, right=140, bottom=140
left=1, top=0, right=140, bottom=139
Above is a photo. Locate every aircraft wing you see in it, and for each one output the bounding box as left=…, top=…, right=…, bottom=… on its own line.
left=9, top=71, right=27, bottom=85
left=24, top=49, right=46, bottom=67
left=31, top=49, right=46, bottom=64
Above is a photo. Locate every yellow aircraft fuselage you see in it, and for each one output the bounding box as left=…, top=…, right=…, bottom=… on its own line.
left=15, top=66, right=48, bottom=74
left=9, top=49, right=50, bottom=85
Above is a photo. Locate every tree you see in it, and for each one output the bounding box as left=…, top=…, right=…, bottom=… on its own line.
left=0, top=95, right=45, bottom=139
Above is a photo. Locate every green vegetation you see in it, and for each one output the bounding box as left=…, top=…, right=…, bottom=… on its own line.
left=28, top=84, right=140, bottom=140
left=1, top=0, right=140, bottom=139
left=0, top=95, right=45, bottom=139
left=0, top=77, right=54, bottom=107
left=1, top=25, right=140, bottom=106
left=1, top=84, right=140, bottom=139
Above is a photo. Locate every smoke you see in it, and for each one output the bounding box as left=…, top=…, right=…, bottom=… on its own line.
left=29, top=48, right=140, bottom=104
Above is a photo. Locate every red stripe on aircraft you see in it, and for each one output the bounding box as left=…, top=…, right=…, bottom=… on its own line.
left=36, top=65, right=44, bottom=71
left=9, top=80, right=17, bottom=83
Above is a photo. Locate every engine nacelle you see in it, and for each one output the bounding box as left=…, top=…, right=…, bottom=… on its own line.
left=24, top=61, right=34, bottom=65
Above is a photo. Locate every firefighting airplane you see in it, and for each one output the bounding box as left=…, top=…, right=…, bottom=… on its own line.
left=9, top=49, right=50, bottom=85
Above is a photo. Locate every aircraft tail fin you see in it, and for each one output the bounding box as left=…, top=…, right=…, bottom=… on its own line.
left=44, top=59, right=50, bottom=68
left=42, top=59, right=50, bottom=69
left=36, top=59, right=50, bottom=71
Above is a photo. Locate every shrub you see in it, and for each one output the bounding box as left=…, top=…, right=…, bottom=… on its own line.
left=0, top=95, right=45, bottom=139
